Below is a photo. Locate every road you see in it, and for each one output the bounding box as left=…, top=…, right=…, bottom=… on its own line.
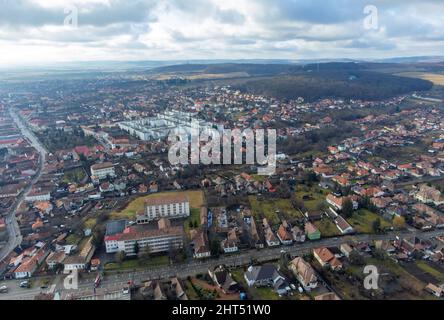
left=1, top=228, right=444, bottom=300
left=0, top=109, right=48, bottom=262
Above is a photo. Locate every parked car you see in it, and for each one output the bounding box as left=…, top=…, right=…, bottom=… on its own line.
left=0, top=286, right=8, bottom=293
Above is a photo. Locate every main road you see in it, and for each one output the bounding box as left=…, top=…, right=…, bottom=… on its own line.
left=0, top=109, right=48, bottom=262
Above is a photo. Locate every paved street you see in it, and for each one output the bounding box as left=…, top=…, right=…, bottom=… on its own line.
left=3, top=228, right=435, bottom=300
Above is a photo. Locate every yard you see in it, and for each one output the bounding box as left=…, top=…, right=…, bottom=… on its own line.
left=348, top=209, right=392, bottom=234
left=248, top=197, right=303, bottom=226
left=110, top=190, right=205, bottom=220
left=415, top=260, right=444, bottom=283
left=62, top=167, right=88, bottom=184
left=294, top=184, right=326, bottom=212
left=184, top=208, right=202, bottom=236
left=104, top=255, right=169, bottom=271
left=314, top=218, right=341, bottom=237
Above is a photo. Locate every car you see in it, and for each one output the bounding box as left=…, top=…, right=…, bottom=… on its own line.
left=40, top=285, right=48, bottom=289
left=20, top=281, right=30, bottom=288
left=0, top=285, right=8, bottom=293
left=290, top=284, right=296, bottom=290
left=122, top=287, right=130, bottom=294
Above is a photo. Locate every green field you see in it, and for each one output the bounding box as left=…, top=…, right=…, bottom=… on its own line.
left=348, top=209, right=392, bottom=234
left=314, top=218, right=341, bottom=237
left=294, top=185, right=326, bottom=212
left=415, top=260, right=444, bottom=283
left=110, top=190, right=205, bottom=220
left=249, top=196, right=303, bottom=226
left=104, top=255, right=169, bottom=271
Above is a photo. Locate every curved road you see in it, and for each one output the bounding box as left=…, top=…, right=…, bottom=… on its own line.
left=0, top=109, right=47, bottom=262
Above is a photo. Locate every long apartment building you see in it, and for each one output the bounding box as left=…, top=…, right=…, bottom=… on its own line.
left=105, top=218, right=184, bottom=255
left=118, top=110, right=215, bottom=141
left=136, top=194, right=190, bottom=224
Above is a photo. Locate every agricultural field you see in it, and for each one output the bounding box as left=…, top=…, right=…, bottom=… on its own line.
left=110, top=190, right=205, bottom=220
left=397, top=72, right=444, bottom=86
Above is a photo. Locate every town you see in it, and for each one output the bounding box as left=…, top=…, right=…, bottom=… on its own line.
left=1, top=67, right=444, bottom=301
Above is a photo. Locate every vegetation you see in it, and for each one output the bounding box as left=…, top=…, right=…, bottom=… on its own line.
left=348, top=209, right=392, bottom=234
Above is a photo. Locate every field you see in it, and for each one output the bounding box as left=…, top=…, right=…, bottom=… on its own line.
left=397, top=72, right=444, bottom=86
left=248, top=196, right=303, bottom=226
left=415, top=260, right=444, bottom=283
left=110, top=190, right=205, bottom=220
left=348, top=209, right=392, bottom=234
left=313, top=218, right=341, bottom=237
left=294, top=185, right=326, bottom=212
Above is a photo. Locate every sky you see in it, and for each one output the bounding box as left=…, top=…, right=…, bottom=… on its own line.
left=0, top=0, right=443, bottom=66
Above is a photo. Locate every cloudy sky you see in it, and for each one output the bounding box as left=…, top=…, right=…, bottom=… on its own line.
left=0, top=0, right=443, bottom=66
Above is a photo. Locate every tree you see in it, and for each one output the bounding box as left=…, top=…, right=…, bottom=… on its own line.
left=115, top=251, right=126, bottom=264
left=372, top=218, right=381, bottom=234
left=393, top=216, right=406, bottom=230
left=91, top=226, right=105, bottom=247
left=210, top=239, right=220, bottom=257
left=138, top=246, right=151, bottom=262
left=349, top=251, right=365, bottom=266
left=341, top=198, right=354, bottom=218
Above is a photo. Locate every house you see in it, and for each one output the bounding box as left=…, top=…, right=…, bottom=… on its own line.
left=170, top=277, right=188, bottom=300
left=63, top=256, right=87, bottom=274
left=305, top=222, right=321, bottom=240
left=326, top=194, right=359, bottom=211
left=262, top=220, right=280, bottom=247
left=334, top=216, right=354, bottom=234
left=244, top=265, right=290, bottom=295
left=277, top=221, right=293, bottom=245
left=208, top=265, right=240, bottom=294
left=313, top=247, right=342, bottom=270
left=340, top=243, right=354, bottom=258
left=425, top=283, right=443, bottom=297
left=292, top=226, right=306, bottom=243
left=46, top=251, right=66, bottom=270
left=415, top=184, right=444, bottom=206
left=288, top=257, right=318, bottom=291
left=190, top=229, right=211, bottom=259
left=221, top=229, right=239, bottom=253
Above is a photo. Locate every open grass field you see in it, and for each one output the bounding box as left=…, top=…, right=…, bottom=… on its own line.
left=104, top=255, right=169, bottom=271
left=415, top=260, right=444, bottom=283
left=248, top=196, right=303, bottom=226
left=397, top=72, right=444, bottom=86
left=294, top=184, right=326, bottom=212
left=348, top=209, right=392, bottom=234
left=110, top=190, right=205, bottom=220
left=314, top=218, right=341, bottom=237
